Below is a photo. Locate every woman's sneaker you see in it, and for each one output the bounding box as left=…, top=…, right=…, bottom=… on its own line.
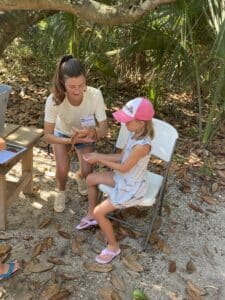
left=75, top=174, right=88, bottom=196
left=54, top=191, right=66, bottom=212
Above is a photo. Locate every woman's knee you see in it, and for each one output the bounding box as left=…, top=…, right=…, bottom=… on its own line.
left=56, top=164, right=69, bottom=178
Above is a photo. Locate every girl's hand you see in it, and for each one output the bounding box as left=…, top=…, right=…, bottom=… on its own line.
left=83, top=152, right=99, bottom=164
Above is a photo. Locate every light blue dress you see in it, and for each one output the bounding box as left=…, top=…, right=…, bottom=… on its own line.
left=109, top=133, right=152, bottom=208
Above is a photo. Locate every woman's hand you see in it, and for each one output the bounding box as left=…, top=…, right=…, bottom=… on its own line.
left=71, top=127, right=96, bottom=144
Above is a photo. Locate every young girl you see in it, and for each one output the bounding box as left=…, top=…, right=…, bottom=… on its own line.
left=76, top=97, right=155, bottom=264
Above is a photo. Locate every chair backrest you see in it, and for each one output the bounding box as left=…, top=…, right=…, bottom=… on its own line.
left=115, top=118, right=178, bottom=162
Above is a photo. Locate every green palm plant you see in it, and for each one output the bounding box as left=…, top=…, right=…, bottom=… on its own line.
left=201, top=0, right=225, bottom=144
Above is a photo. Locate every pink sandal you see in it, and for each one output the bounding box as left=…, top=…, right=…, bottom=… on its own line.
left=76, top=217, right=98, bottom=230
left=95, top=248, right=121, bottom=264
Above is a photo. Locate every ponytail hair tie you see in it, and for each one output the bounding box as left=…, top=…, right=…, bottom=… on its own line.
left=60, top=54, right=73, bottom=65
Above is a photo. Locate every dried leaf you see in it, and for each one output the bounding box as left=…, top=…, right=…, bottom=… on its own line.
left=1, top=252, right=10, bottom=263
left=186, top=280, right=205, bottom=300
left=23, top=235, right=33, bottom=241
left=163, top=204, right=171, bottom=215
left=32, top=243, right=42, bottom=257
left=126, top=254, right=140, bottom=261
left=111, top=291, right=121, bottom=300
left=188, top=203, right=204, bottom=213
left=218, top=170, right=225, bottom=180
left=51, top=271, right=57, bottom=283
left=0, top=244, right=12, bottom=256
left=38, top=218, right=51, bottom=229
left=200, top=185, right=208, bottom=195
left=39, top=284, right=60, bottom=300
left=157, top=240, right=171, bottom=255
left=50, top=289, right=71, bottom=300
left=84, top=262, right=113, bottom=273
left=211, top=182, right=218, bottom=193
left=122, top=257, right=144, bottom=272
left=153, top=216, right=163, bottom=231
left=42, top=237, right=54, bottom=250
left=98, top=287, right=113, bottom=300
left=149, top=231, right=160, bottom=244
left=168, top=261, right=176, bottom=273
left=201, top=195, right=217, bottom=205
left=47, top=257, right=65, bottom=265
left=26, top=260, right=54, bottom=273
left=111, top=274, right=126, bottom=291
left=74, top=232, right=86, bottom=242
left=60, top=273, right=79, bottom=280
left=58, top=230, right=71, bottom=239
left=186, top=260, right=196, bottom=274
left=0, top=233, right=14, bottom=240
left=71, top=238, right=83, bottom=256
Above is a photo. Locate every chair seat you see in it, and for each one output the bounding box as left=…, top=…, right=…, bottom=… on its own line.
left=98, top=172, right=163, bottom=207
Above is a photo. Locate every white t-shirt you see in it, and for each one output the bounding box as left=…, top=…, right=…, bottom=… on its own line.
left=44, top=86, right=107, bottom=137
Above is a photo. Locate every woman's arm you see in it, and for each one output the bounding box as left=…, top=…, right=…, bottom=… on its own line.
left=44, top=122, right=71, bottom=145
left=99, top=144, right=151, bottom=173
left=96, top=119, right=108, bottom=139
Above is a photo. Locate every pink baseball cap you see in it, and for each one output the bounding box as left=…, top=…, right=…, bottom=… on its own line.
left=113, top=97, right=155, bottom=123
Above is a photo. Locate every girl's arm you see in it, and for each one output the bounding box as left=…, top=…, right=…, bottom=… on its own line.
left=83, top=152, right=122, bottom=164
left=98, top=144, right=151, bottom=173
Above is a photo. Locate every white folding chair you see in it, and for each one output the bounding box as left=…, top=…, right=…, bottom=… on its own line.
left=99, top=118, right=179, bottom=251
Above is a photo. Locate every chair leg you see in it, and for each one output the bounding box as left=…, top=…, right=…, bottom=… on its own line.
left=108, top=214, right=143, bottom=232
left=142, top=199, right=161, bottom=251
left=159, top=196, right=164, bottom=216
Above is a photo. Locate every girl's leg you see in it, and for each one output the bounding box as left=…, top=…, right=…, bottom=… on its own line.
left=76, top=172, right=114, bottom=229
left=93, top=199, right=119, bottom=252
left=75, top=145, right=94, bottom=195
left=75, top=145, right=94, bottom=178
left=86, top=172, right=114, bottom=218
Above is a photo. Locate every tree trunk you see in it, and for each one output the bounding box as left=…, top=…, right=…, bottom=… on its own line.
left=0, top=11, right=56, bottom=56
left=0, top=0, right=175, bottom=25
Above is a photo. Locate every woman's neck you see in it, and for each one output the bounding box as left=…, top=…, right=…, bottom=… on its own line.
left=67, top=94, right=83, bottom=106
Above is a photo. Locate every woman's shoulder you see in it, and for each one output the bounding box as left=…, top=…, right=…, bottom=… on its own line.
left=86, top=86, right=103, bottom=97
left=46, top=93, right=56, bottom=104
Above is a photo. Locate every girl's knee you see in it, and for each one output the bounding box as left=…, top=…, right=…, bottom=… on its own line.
left=86, top=173, right=96, bottom=187
left=93, top=206, right=103, bottom=218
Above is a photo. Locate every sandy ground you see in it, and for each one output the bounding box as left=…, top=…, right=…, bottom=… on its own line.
left=0, top=146, right=225, bottom=300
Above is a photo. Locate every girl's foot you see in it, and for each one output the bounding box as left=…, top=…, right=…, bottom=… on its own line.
left=95, top=247, right=121, bottom=264
left=76, top=217, right=98, bottom=230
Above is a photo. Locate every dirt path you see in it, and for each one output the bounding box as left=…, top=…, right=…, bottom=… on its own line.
left=0, top=144, right=224, bottom=300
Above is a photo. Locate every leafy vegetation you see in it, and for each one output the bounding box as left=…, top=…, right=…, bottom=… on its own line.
left=2, top=0, right=225, bottom=144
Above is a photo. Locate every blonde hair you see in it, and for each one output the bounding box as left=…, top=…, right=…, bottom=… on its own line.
left=137, top=120, right=154, bottom=140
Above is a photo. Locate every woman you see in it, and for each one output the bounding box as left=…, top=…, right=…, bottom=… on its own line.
left=44, top=55, right=108, bottom=212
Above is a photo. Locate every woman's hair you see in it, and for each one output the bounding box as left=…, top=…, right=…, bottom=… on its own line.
left=137, top=120, right=154, bottom=140
left=52, top=55, right=86, bottom=105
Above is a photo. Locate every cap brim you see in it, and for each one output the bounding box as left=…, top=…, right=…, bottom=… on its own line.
left=113, top=110, right=134, bottom=123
